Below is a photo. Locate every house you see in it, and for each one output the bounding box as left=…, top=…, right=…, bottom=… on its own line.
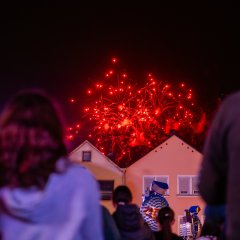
left=125, top=135, right=205, bottom=234
left=69, top=140, right=125, bottom=212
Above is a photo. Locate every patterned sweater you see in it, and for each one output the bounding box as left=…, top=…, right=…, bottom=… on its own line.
left=140, top=192, right=169, bottom=232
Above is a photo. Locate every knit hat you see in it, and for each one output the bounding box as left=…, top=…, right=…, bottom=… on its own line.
left=152, top=180, right=169, bottom=190
left=189, top=205, right=201, bottom=214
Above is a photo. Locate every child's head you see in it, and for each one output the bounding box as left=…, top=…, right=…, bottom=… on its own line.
left=158, top=207, right=175, bottom=226
left=112, top=185, right=132, bottom=206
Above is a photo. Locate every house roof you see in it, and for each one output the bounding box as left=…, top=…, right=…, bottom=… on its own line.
left=127, top=134, right=202, bottom=167
left=69, top=140, right=125, bottom=172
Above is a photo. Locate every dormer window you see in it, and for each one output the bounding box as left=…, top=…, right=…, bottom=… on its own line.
left=82, top=151, right=92, bottom=162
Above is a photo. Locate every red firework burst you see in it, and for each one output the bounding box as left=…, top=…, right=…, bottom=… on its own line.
left=68, top=58, right=207, bottom=166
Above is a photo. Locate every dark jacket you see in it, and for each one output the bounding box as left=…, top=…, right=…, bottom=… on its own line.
left=102, top=205, right=121, bottom=240
left=154, top=230, right=183, bottom=240
left=113, top=203, right=155, bottom=240
left=198, top=92, right=240, bottom=240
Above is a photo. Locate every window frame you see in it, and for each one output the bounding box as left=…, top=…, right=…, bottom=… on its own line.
left=98, top=180, right=114, bottom=201
left=177, top=175, right=200, bottom=196
left=142, top=175, right=170, bottom=196
left=82, top=150, right=92, bottom=162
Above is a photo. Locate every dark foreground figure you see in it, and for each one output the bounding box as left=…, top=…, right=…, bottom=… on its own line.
left=112, top=185, right=155, bottom=240
left=0, top=89, right=103, bottom=240
left=198, top=91, right=240, bottom=240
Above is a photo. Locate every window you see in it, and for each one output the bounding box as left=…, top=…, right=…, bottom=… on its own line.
left=143, top=175, right=169, bottom=196
left=98, top=180, right=114, bottom=200
left=192, top=176, right=200, bottom=195
left=82, top=151, right=91, bottom=162
left=178, top=176, right=190, bottom=195
left=178, top=215, right=192, bottom=237
left=177, top=175, right=200, bottom=196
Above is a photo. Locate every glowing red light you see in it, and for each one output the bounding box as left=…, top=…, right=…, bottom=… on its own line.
left=67, top=135, right=73, bottom=140
left=112, top=58, right=117, bottom=63
left=96, top=84, right=103, bottom=88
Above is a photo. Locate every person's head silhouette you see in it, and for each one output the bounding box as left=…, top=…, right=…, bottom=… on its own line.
left=0, top=89, right=67, bottom=189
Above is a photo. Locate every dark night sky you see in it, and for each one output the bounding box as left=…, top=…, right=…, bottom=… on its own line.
left=0, top=3, right=239, bottom=126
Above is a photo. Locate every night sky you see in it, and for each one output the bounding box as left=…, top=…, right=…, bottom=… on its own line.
left=0, top=3, right=239, bottom=129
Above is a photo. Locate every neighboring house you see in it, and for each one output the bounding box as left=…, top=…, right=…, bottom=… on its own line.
left=69, top=140, right=125, bottom=213
left=125, top=135, right=205, bottom=234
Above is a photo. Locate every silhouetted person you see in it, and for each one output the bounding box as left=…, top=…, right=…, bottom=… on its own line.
left=155, top=207, right=183, bottom=240
left=112, top=185, right=155, bottom=240
left=198, top=91, right=240, bottom=239
left=189, top=205, right=202, bottom=239
left=0, top=89, right=103, bottom=239
left=101, top=205, right=121, bottom=240
left=199, top=205, right=225, bottom=240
